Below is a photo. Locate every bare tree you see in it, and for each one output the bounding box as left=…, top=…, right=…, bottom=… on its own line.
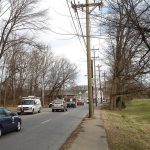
left=0, top=0, right=48, bottom=60
left=104, top=0, right=150, bottom=110
left=48, top=57, right=77, bottom=100
left=0, top=0, right=79, bottom=106
left=121, top=0, right=150, bottom=63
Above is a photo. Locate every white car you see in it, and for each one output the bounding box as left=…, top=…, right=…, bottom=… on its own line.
left=17, top=96, right=42, bottom=114
left=52, top=99, right=67, bottom=112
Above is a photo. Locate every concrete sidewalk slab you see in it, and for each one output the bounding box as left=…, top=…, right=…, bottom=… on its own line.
left=68, top=107, right=109, bottom=150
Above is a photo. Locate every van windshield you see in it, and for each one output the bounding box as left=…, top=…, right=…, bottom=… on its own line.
left=20, top=100, right=34, bottom=105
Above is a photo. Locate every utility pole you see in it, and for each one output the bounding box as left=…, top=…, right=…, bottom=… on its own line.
left=103, top=71, right=106, bottom=98
left=42, top=46, right=48, bottom=107
left=42, top=61, right=45, bottom=107
left=92, top=48, right=99, bottom=107
left=86, top=0, right=93, bottom=118
left=71, top=0, right=103, bottom=118
left=97, top=64, right=102, bottom=103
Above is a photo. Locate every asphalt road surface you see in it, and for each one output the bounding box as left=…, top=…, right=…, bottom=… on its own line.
left=0, top=105, right=88, bottom=150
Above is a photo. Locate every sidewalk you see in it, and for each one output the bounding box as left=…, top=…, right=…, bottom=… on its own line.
left=68, top=106, right=109, bottom=150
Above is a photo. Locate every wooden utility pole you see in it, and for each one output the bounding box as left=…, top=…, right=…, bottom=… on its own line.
left=71, top=0, right=103, bottom=118
left=92, top=48, right=99, bottom=107
left=103, top=71, right=106, bottom=97
left=97, top=64, right=102, bottom=103
left=41, top=46, right=48, bottom=107
left=86, top=0, right=93, bottom=117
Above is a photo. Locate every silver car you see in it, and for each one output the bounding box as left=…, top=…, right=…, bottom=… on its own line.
left=52, top=99, right=67, bottom=112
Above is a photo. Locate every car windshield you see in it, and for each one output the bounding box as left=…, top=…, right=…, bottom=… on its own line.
left=53, top=99, right=63, bottom=104
left=20, top=99, right=34, bottom=105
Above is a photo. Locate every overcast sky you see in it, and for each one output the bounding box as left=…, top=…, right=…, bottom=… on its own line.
left=39, top=0, right=106, bottom=85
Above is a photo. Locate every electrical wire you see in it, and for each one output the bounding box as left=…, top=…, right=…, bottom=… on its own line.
left=74, top=5, right=87, bottom=51
left=66, top=0, right=86, bottom=54
left=49, top=28, right=109, bottom=39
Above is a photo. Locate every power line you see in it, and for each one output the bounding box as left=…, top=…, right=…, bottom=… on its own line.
left=73, top=0, right=86, bottom=50
left=66, top=0, right=86, bottom=53
left=49, top=28, right=109, bottom=39
left=75, top=8, right=87, bottom=51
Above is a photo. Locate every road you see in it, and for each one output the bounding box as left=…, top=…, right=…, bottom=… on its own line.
left=0, top=105, right=88, bottom=150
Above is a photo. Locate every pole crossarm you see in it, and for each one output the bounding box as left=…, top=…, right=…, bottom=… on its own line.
left=71, top=1, right=103, bottom=12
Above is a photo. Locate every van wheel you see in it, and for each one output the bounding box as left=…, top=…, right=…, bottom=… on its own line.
left=32, top=109, right=34, bottom=114
left=38, top=109, right=41, bottom=113
left=52, top=109, right=54, bottom=112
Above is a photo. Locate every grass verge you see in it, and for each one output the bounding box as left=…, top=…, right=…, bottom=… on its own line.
left=101, top=99, right=150, bottom=150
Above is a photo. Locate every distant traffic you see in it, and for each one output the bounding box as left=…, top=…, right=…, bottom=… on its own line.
left=0, top=96, right=86, bottom=137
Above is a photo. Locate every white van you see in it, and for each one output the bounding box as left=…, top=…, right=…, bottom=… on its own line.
left=17, top=96, right=42, bottom=114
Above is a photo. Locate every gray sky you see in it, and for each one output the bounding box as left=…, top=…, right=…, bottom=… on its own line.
left=39, top=0, right=106, bottom=85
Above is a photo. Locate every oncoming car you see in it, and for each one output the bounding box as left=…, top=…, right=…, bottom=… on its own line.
left=0, top=107, right=21, bottom=137
left=52, top=99, right=67, bottom=112
left=17, top=96, right=42, bottom=115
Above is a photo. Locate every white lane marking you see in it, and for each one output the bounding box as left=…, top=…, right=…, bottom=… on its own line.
left=41, top=119, right=52, bottom=124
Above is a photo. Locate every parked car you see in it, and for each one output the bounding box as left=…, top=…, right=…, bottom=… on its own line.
left=0, top=107, right=21, bottom=137
left=52, top=99, right=67, bottom=112
left=67, top=101, right=76, bottom=108
left=17, top=96, right=42, bottom=114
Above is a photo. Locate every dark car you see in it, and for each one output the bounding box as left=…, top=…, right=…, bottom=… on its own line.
left=67, top=101, right=76, bottom=108
left=0, top=107, right=21, bottom=137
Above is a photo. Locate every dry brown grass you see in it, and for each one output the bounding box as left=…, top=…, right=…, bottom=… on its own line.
left=101, top=109, right=150, bottom=150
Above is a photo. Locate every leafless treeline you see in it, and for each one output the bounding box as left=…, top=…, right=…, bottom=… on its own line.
left=102, top=0, right=150, bottom=109
left=0, top=0, right=77, bottom=106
